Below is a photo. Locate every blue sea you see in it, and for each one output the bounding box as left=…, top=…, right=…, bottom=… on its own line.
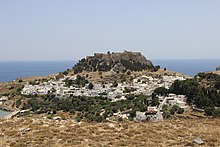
left=0, top=61, right=74, bottom=82
left=152, top=59, right=220, bottom=77
left=0, top=59, right=219, bottom=82
left=0, top=110, right=11, bottom=118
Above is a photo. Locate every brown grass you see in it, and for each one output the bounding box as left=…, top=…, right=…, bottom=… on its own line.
left=0, top=118, right=220, bottom=146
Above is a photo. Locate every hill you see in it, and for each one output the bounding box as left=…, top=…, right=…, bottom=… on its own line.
left=73, top=50, right=156, bottom=73
left=169, top=72, right=220, bottom=116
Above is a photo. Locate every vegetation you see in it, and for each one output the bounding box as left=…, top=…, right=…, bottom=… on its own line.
left=1, top=118, right=220, bottom=146
left=169, top=72, right=220, bottom=117
left=87, top=82, right=94, bottom=90
left=72, top=55, right=156, bottom=73
left=153, top=87, right=169, bottom=96
left=152, top=65, right=160, bottom=72
left=120, top=60, right=152, bottom=71
left=23, top=94, right=150, bottom=122
left=73, top=58, right=113, bottom=73
left=64, top=75, right=88, bottom=87
left=15, top=99, right=22, bottom=108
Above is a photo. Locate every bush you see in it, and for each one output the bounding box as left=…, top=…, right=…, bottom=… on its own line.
left=151, top=97, right=159, bottom=106
left=153, top=65, right=160, bottom=72
left=170, top=105, right=184, bottom=115
left=127, top=71, right=131, bottom=75
left=88, top=83, right=94, bottom=90
left=205, top=107, right=215, bottom=116
left=18, top=79, right=23, bottom=83
left=118, top=117, right=123, bottom=122
left=212, top=109, right=220, bottom=117
left=62, top=70, right=69, bottom=75
left=112, top=81, right=118, bottom=87
left=177, top=107, right=184, bottom=114
left=215, top=80, right=220, bottom=89
left=70, top=109, right=75, bottom=115
left=15, top=99, right=22, bottom=108
left=129, top=110, right=136, bottom=118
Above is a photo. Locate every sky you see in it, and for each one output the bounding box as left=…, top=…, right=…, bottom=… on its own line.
left=0, top=0, right=220, bottom=61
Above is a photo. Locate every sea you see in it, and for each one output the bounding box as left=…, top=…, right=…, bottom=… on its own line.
left=0, top=110, right=12, bottom=118
left=0, top=59, right=219, bottom=83
left=0, top=59, right=219, bottom=117
left=0, top=61, right=74, bottom=82
left=152, top=59, right=220, bottom=77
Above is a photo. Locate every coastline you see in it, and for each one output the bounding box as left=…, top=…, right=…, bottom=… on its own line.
left=0, top=105, right=14, bottom=112
left=0, top=109, right=12, bottom=119
left=0, top=105, right=16, bottom=119
left=3, top=110, right=20, bottom=119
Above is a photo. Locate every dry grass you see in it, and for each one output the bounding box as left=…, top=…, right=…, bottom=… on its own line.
left=0, top=118, right=220, bottom=146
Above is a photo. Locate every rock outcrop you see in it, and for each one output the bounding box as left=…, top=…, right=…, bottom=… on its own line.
left=111, top=63, right=126, bottom=73
left=86, top=50, right=153, bottom=66
left=73, top=50, right=154, bottom=73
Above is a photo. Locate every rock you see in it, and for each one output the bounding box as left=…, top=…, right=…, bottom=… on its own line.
left=19, top=127, right=31, bottom=134
left=26, top=128, right=31, bottom=131
left=19, top=128, right=26, bottom=132
left=43, top=124, right=49, bottom=127
left=135, top=111, right=147, bottom=121
left=108, top=123, right=115, bottom=129
left=52, top=116, right=62, bottom=120
left=193, top=138, right=204, bottom=145
left=111, top=63, right=126, bottom=73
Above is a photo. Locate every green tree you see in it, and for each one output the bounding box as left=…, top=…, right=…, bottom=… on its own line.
left=15, top=99, right=22, bottom=108
left=154, top=87, right=168, bottom=96
left=151, top=97, right=159, bottom=106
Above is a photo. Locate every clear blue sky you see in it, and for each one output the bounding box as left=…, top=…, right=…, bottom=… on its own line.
left=0, top=0, right=220, bottom=61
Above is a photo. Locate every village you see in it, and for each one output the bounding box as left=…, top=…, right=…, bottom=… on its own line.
left=21, top=74, right=185, bottom=99
left=20, top=73, right=189, bottom=121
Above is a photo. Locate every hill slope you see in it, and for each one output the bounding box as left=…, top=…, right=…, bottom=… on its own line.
left=0, top=118, right=219, bottom=146
left=73, top=50, right=155, bottom=73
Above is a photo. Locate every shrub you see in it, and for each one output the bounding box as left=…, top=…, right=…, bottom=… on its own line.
left=177, top=107, right=184, bottom=114
left=205, top=107, right=215, bottom=116
left=212, top=109, right=220, bottom=117
left=88, top=83, right=94, bottom=90
left=18, top=79, right=23, bottom=83
left=15, top=99, right=22, bottom=108
left=112, top=81, right=118, bottom=87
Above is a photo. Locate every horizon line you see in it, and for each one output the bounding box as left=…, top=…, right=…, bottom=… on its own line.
left=0, top=58, right=220, bottom=62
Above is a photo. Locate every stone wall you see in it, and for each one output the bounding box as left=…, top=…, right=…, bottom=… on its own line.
left=86, top=50, right=153, bottom=66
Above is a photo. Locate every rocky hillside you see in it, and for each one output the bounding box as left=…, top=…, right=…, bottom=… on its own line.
left=169, top=72, right=220, bottom=114
left=73, top=51, right=155, bottom=73
left=0, top=117, right=220, bottom=146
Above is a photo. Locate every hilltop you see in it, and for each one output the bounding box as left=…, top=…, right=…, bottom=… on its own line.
left=73, top=50, right=156, bottom=73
